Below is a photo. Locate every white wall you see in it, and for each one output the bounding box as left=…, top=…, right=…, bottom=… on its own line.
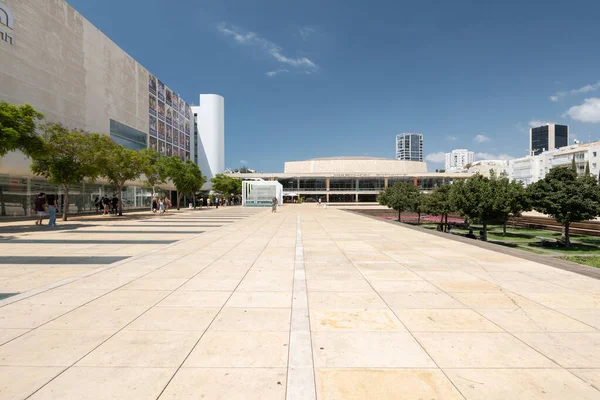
left=192, top=94, right=224, bottom=188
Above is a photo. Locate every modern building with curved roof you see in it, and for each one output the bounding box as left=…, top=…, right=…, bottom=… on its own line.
left=230, top=157, right=468, bottom=203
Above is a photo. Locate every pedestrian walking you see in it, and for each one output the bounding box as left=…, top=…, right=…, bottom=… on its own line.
left=93, top=196, right=100, bottom=214
left=102, top=195, right=110, bottom=215
left=46, top=193, right=57, bottom=226
left=152, top=198, right=158, bottom=213
left=271, top=196, right=278, bottom=213
left=34, top=193, right=46, bottom=225
left=165, top=197, right=171, bottom=212
left=215, top=197, right=219, bottom=209
left=159, top=197, right=165, bottom=213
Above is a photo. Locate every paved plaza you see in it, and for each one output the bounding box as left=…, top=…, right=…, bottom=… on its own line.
left=0, top=205, right=599, bottom=399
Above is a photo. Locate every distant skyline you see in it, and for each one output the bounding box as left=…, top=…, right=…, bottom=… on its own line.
left=67, top=0, right=600, bottom=172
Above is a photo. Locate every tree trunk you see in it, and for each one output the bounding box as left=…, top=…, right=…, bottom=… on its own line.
left=177, top=191, right=181, bottom=210
left=417, top=211, right=421, bottom=226
left=62, top=185, right=69, bottom=221
left=503, top=222, right=507, bottom=235
left=0, top=187, right=6, bottom=216
left=118, top=184, right=123, bottom=216
left=193, top=193, right=197, bottom=209
left=562, top=222, right=571, bottom=246
left=482, top=222, right=488, bottom=241
left=445, top=214, right=449, bottom=232
left=398, top=210, right=401, bottom=222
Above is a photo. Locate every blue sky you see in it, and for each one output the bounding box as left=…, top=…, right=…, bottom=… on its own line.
left=68, top=0, right=600, bottom=172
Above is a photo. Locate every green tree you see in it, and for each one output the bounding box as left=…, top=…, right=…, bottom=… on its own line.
left=451, top=174, right=505, bottom=241
left=528, top=167, right=600, bottom=246
left=572, top=156, right=577, bottom=172
left=166, top=157, right=206, bottom=209
left=0, top=102, right=44, bottom=158
left=492, top=173, right=531, bottom=235
left=585, top=161, right=590, bottom=175
left=102, top=142, right=146, bottom=216
left=29, top=124, right=104, bottom=221
left=378, top=182, right=420, bottom=221
left=139, top=148, right=169, bottom=198
left=423, top=184, right=455, bottom=231
left=211, top=174, right=242, bottom=197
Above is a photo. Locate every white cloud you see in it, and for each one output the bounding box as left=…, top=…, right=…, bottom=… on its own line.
left=299, top=27, right=316, bottom=40
left=528, top=120, right=548, bottom=128
left=240, top=159, right=248, bottom=165
left=425, top=152, right=446, bottom=163
left=218, top=23, right=318, bottom=73
left=473, top=134, right=490, bottom=143
left=266, top=69, right=289, bottom=77
left=551, top=81, right=600, bottom=101
left=446, top=136, right=457, bottom=141
left=475, top=152, right=515, bottom=161
left=566, top=98, right=600, bottom=123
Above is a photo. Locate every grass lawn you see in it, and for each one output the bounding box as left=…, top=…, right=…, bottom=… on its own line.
left=418, top=222, right=600, bottom=265
left=563, top=256, right=600, bottom=268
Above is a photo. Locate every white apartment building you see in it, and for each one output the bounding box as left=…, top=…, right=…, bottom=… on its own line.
left=445, top=149, right=475, bottom=171
left=509, top=141, right=600, bottom=185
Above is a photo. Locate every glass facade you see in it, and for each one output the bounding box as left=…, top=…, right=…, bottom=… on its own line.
left=329, top=178, right=356, bottom=191
left=555, top=125, right=569, bottom=149
left=0, top=174, right=155, bottom=218
left=531, top=126, right=549, bottom=156
left=358, top=178, right=384, bottom=191
left=110, top=120, right=148, bottom=151
left=277, top=178, right=297, bottom=191
left=298, top=178, right=326, bottom=191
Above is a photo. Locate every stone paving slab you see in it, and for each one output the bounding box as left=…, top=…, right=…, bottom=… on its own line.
left=0, top=205, right=599, bottom=399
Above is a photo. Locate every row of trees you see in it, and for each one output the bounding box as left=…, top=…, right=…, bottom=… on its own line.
left=1, top=102, right=207, bottom=220
left=379, top=167, right=600, bottom=246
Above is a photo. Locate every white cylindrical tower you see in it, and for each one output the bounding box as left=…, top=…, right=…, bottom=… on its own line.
left=192, top=94, right=224, bottom=188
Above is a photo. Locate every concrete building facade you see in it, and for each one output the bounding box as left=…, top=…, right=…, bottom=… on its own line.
left=510, top=141, right=600, bottom=185
left=445, top=149, right=475, bottom=171
left=0, top=0, right=223, bottom=216
left=396, top=133, right=423, bottom=162
left=192, top=95, right=225, bottom=188
left=230, top=157, right=465, bottom=203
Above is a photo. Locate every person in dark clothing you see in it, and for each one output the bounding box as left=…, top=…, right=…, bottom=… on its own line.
left=94, top=196, right=100, bottom=214
left=465, top=229, right=477, bottom=239
left=111, top=195, right=119, bottom=215
left=102, top=195, right=110, bottom=215
left=34, top=193, right=46, bottom=226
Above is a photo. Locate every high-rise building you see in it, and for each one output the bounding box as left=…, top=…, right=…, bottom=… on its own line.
left=0, top=0, right=224, bottom=216
left=445, top=149, right=475, bottom=171
left=396, top=133, right=423, bottom=162
left=192, top=95, right=225, bottom=189
left=530, top=124, right=569, bottom=156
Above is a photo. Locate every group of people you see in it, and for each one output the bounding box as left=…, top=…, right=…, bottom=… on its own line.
left=151, top=197, right=172, bottom=213
left=94, top=195, right=119, bottom=215
left=33, top=192, right=57, bottom=226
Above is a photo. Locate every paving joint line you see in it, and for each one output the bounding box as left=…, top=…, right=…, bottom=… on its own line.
left=154, top=212, right=289, bottom=400
left=22, top=211, right=272, bottom=399
left=312, top=214, right=469, bottom=400
left=285, top=213, right=317, bottom=400
left=0, top=211, right=264, bottom=308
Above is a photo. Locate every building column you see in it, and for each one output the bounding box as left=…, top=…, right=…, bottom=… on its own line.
left=133, top=186, right=137, bottom=208
left=326, top=177, right=330, bottom=191
left=355, top=193, right=359, bottom=202
left=326, top=193, right=329, bottom=202
left=384, top=177, right=389, bottom=188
